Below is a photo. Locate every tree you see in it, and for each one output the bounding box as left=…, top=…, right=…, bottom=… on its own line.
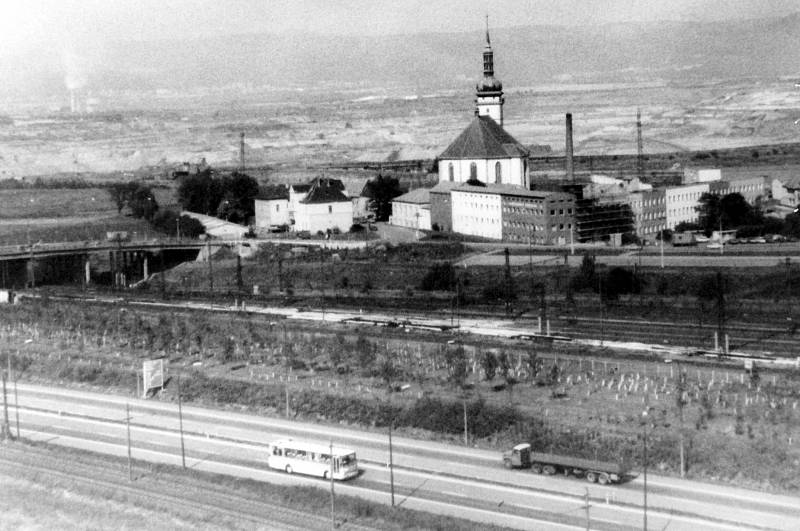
left=570, top=253, right=596, bottom=292
left=695, top=192, right=721, bottom=235
left=177, top=169, right=223, bottom=215
left=481, top=351, right=498, bottom=381
left=217, top=172, right=259, bottom=223
left=603, top=267, right=642, bottom=301
left=107, top=182, right=139, bottom=214
left=129, top=185, right=158, bottom=220
left=420, top=262, right=456, bottom=291
left=444, top=344, right=467, bottom=389
left=363, top=174, right=403, bottom=222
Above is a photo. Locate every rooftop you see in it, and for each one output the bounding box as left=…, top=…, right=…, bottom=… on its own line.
left=439, top=115, right=529, bottom=160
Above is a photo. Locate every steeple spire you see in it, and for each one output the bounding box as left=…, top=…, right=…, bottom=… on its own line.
left=475, top=15, right=503, bottom=125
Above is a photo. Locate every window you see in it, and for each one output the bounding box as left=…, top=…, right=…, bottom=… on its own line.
left=448, top=163, right=454, bottom=182
left=495, top=161, right=502, bottom=183
left=328, top=205, right=332, bottom=214
left=470, top=162, right=477, bottom=180
left=275, top=204, right=280, bottom=212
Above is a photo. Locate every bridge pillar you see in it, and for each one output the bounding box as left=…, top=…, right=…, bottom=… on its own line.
left=143, top=255, right=149, bottom=280
left=85, top=257, right=91, bottom=285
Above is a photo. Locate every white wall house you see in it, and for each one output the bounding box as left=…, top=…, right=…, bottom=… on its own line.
left=292, top=178, right=353, bottom=233
left=665, top=183, right=710, bottom=229
left=451, top=188, right=503, bottom=240
left=390, top=187, right=432, bottom=230
left=254, top=185, right=290, bottom=232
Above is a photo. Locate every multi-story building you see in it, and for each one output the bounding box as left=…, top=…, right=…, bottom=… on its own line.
left=390, top=187, right=431, bottom=230
left=450, top=182, right=574, bottom=242
left=292, top=178, right=353, bottom=234
left=665, top=183, right=709, bottom=229
left=429, top=182, right=458, bottom=232
left=629, top=188, right=667, bottom=240
left=254, top=185, right=290, bottom=232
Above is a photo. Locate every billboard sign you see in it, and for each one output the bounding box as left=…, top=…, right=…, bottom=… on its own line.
left=142, top=359, right=165, bottom=397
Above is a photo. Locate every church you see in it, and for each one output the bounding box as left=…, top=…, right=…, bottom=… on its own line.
left=436, top=21, right=530, bottom=189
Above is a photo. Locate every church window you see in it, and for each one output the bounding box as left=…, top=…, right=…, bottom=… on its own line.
left=448, top=163, right=454, bottom=182
left=495, top=162, right=502, bottom=183
left=470, top=162, right=477, bottom=180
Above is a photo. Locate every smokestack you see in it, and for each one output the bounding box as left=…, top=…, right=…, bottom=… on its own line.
left=239, top=132, right=245, bottom=172
left=636, top=109, right=644, bottom=181
left=565, top=113, right=574, bottom=182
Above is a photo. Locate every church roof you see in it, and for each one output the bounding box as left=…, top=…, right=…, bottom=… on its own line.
left=439, top=115, right=529, bottom=160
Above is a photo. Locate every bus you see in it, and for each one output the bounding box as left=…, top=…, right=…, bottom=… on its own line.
left=267, top=439, right=359, bottom=480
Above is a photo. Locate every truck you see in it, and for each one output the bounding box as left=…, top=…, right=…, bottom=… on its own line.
left=672, top=231, right=697, bottom=247
left=502, top=443, right=630, bottom=485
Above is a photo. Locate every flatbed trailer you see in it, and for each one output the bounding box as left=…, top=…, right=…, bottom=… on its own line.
left=502, top=443, right=630, bottom=484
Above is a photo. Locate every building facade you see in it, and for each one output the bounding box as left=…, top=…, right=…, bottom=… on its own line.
left=629, top=189, right=666, bottom=240
left=390, top=187, right=432, bottom=230
left=665, top=183, right=709, bottom=229
left=293, top=178, right=353, bottom=233
left=253, top=185, right=290, bottom=232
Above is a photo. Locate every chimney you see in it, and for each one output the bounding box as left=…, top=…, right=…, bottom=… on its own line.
left=239, top=132, right=245, bottom=172
left=565, top=113, right=574, bottom=182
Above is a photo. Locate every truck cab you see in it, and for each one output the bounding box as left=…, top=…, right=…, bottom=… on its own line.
left=502, top=443, right=531, bottom=469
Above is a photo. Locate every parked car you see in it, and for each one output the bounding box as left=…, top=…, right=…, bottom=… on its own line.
left=748, top=237, right=767, bottom=244
left=707, top=242, right=722, bottom=249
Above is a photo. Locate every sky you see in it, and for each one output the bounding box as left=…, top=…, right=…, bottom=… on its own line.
left=1, top=0, right=799, bottom=58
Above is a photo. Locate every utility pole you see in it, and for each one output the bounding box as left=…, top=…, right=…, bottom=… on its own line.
left=584, top=488, right=591, bottom=531
left=716, top=271, right=726, bottom=357
left=207, top=241, right=214, bottom=294
left=504, top=247, right=513, bottom=316
left=642, top=407, right=649, bottom=531
left=177, top=370, right=186, bottom=469
left=236, top=254, right=243, bottom=293
left=389, top=419, right=395, bottom=507
left=329, top=440, right=335, bottom=529
left=1, top=354, right=10, bottom=441
left=126, top=403, right=133, bottom=482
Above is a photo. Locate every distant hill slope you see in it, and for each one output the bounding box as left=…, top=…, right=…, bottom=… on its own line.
left=2, top=14, right=799, bottom=98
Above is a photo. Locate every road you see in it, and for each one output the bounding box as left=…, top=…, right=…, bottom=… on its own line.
left=9, top=383, right=799, bottom=530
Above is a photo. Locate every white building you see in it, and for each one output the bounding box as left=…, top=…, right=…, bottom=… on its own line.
left=436, top=22, right=529, bottom=189
left=390, top=187, right=431, bottom=230
left=451, top=185, right=504, bottom=240
left=343, top=178, right=371, bottom=221
left=293, top=177, right=353, bottom=234
left=253, top=185, right=290, bottom=233
left=665, top=183, right=710, bottom=229
left=437, top=116, right=529, bottom=187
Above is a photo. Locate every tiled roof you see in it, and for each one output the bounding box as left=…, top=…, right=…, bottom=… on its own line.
left=439, top=115, right=529, bottom=160
left=300, top=177, right=350, bottom=204
left=393, top=187, right=431, bottom=204
left=256, top=184, right=289, bottom=201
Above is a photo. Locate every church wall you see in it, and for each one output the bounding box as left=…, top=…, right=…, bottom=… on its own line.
left=438, top=158, right=525, bottom=187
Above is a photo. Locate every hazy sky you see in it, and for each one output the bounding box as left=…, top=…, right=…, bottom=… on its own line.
left=2, top=0, right=799, bottom=57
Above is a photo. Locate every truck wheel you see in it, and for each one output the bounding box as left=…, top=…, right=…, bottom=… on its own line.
left=532, top=464, right=543, bottom=474
left=598, top=473, right=610, bottom=485
left=503, top=460, right=512, bottom=469
left=543, top=465, right=556, bottom=475
left=586, top=471, right=597, bottom=483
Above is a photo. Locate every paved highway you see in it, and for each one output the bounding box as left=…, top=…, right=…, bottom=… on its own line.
left=10, top=383, right=799, bottom=530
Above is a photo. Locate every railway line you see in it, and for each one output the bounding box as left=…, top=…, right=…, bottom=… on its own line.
left=8, top=383, right=800, bottom=531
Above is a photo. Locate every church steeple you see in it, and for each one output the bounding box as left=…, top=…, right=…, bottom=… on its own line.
left=475, top=16, right=504, bottom=125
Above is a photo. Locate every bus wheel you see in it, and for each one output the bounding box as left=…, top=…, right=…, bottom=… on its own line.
left=285, top=465, right=293, bottom=475
left=586, top=471, right=597, bottom=483
left=598, top=473, right=610, bottom=485
left=503, top=460, right=513, bottom=469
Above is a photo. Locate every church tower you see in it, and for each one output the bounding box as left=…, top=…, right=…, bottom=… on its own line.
left=475, top=16, right=504, bottom=125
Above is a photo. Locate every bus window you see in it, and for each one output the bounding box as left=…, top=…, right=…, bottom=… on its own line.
left=273, top=448, right=282, bottom=456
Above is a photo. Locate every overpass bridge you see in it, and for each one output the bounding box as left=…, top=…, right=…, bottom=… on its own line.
left=0, top=237, right=372, bottom=290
